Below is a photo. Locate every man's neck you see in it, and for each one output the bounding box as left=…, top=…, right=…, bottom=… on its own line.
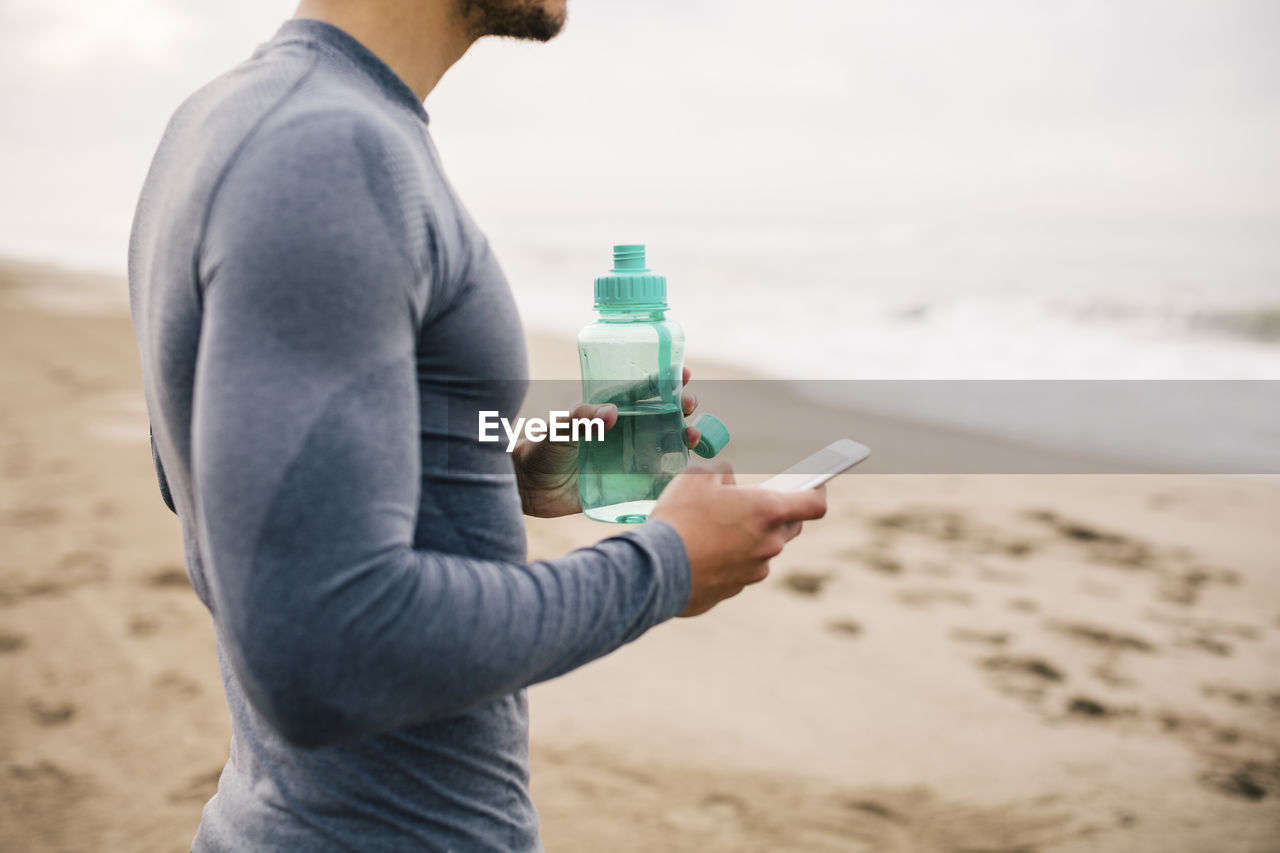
left=292, top=0, right=474, bottom=101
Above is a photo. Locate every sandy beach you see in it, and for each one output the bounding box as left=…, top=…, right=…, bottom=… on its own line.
left=2, top=258, right=1278, bottom=852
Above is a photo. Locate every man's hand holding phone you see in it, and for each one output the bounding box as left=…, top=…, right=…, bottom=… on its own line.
left=649, top=440, right=870, bottom=617
left=648, top=459, right=829, bottom=617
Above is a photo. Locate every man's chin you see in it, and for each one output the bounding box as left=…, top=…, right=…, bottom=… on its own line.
left=463, top=0, right=567, bottom=42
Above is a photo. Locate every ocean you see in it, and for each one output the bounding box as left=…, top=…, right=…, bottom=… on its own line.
left=494, top=214, right=1280, bottom=474
left=497, top=214, right=1280, bottom=382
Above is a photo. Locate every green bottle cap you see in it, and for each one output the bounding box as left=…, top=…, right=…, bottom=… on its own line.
left=595, top=244, right=667, bottom=309
left=690, top=413, right=730, bottom=458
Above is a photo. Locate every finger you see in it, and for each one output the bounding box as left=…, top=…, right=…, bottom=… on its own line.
left=569, top=402, right=617, bottom=434
left=684, top=424, right=701, bottom=449
left=681, top=391, right=698, bottom=417
left=679, top=461, right=714, bottom=479
left=677, top=458, right=735, bottom=487
left=696, top=457, right=735, bottom=485
left=682, top=365, right=692, bottom=386
left=778, top=484, right=828, bottom=522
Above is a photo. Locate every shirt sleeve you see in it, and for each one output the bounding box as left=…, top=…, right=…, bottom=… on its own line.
left=192, top=109, right=690, bottom=748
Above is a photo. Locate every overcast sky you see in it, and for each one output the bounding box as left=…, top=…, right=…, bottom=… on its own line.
left=2, top=0, right=1278, bottom=270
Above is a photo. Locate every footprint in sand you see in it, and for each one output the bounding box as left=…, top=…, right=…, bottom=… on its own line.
left=1065, top=696, right=1117, bottom=719
left=1157, top=565, right=1241, bottom=607
left=871, top=508, right=968, bottom=541
left=1144, top=610, right=1260, bottom=658
left=144, top=565, right=190, bottom=589
left=982, top=654, right=1065, bottom=683
left=782, top=571, right=832, bottom=596
left=951, top=627, right=1010, bottom=647
left=2, top=504, right=62, bottom=526
left=1180, top=635, right=1233, bottom=657
left=980, top=654, right=1067, bottom=704
left=1027, top=509, right=1242, bottom=607
left=1024, top=509, right=1153, bottom=568
left=843, top=799, right=903, bottom=823
left=840, top=548, right=903, bottom=576
left=1158, top=711, right=1280, bottom=798
left=1200, top=683, right=1255, bottom=707
left=1091, top=654, right=1137, bottom=689
left=1046, top=621, right=1157, bottom=654
left=895, top=587, right=972, bottom=608
left=1198, top=759, right=1277, bottom=802
left=154, top=671, right=202, bottom=696
left=7, top=760, right=82, bottom=800
left=872, top=507, right=1038, bottom=558
left=28, top=698, right=76, bottom=726
left=1044, top=622, right=1154, bottom=691
left=826, top=619, right=862, bottom=638
left=128, top=614, right=162, bottom=637
left=661, top=791, right=747, bottom=835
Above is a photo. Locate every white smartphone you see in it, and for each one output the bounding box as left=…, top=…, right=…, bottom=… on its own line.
left=759, top=439, right=872, bottom=492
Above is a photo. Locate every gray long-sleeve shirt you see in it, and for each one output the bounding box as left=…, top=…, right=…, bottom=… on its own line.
left=127, top=18, right=691, bottom=851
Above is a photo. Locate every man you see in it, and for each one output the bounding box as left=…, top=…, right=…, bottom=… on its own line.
left=128, top=0, right=826, bottom=848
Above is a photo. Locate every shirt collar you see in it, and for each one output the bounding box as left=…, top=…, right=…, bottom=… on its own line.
left=271, top=18, right=430, bottom=124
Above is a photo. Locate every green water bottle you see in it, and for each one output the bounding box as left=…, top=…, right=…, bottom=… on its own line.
left=577, top=244, right=730, bottom=523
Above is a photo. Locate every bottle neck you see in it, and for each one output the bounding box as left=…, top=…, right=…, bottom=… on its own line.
left=595, top=306, right=668, bottom=323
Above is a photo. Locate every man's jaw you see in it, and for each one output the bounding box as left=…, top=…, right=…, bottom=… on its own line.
left=457, top=0, right=567, bottom=42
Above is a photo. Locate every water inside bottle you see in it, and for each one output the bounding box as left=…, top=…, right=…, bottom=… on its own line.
left=578, top=402, right=686, bottom=523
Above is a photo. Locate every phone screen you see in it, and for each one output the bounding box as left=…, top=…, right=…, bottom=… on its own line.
left=760, top=440, right=870, bottom=492
left=780, top=446, right=855, bottom=477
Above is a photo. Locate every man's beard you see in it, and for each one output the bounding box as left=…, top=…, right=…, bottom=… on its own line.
left=457, top=0, right=566, bottom=41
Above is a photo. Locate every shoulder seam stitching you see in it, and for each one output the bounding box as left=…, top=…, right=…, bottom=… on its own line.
left=190, top=47, right=322, bottom=310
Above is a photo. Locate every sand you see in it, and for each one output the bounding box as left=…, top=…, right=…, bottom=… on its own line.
left=2, top=258, right=1278, bottom=852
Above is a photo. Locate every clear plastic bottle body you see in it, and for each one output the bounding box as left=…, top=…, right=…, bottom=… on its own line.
left=577, top=308, right=686, bottom=523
